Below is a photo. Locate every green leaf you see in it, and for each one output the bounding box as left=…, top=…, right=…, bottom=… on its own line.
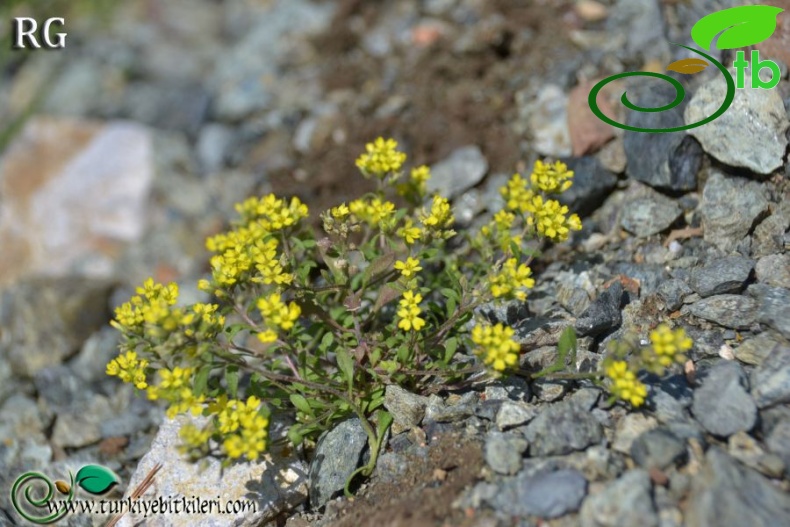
left=74, top=465, right=119, bottom=495
left=362, top=252, right=397, bottom=287
left=319, top=331, right=334, bottom=352
left=336, top=348, right=355, bottom=392
left=557, top=325, right=578, bottom=369
left=225, top=366, right=239, bottom=399
left=287, top=425, right=305, bottom=446
left=193, top=364, right=212, bottom=396
left=443, top=337, right=458, bottom=364
left=691, top=5, right=782, bottom=51
left=373, top=283, right=403, bottom=312
left=375, top=409, right=394, bottom=440
left=289, top=394, right=314, bottom=417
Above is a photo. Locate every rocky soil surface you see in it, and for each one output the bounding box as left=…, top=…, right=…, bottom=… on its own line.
left=1, top=0, right=790, bottom=526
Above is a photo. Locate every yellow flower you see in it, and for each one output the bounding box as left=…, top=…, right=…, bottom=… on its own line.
left=397, top=219, right=422, bottom=245
left=421, top=195, right=453, bottom=228
left=650, top=324, right=693, bottom=367
left=489, top=258, right=535, bottom=301
left=218, top=396, right=269, bottom=461
left=106, top=351, right=149, bottom=390
left=349, top=198, right=396, bottom=228
left=331, top=203, right=350, bottom=219
left=397, top=290, right=426, bottom=332
left=355, top=137, right=407, bottom=177
left=605, top=361, right=648, bottom=407
left=471, top=323, right=520, bottom=371
left=179, top=423, right=212, bottom=451
left=526, top=195, right=582, bottom=242
left=394, top=257, right=422, bottom=278
left=501, top=173, right=534, bottom=214
left=530, top=160, right=574, bottom=194
left=257, top=293, right=301, bottom=339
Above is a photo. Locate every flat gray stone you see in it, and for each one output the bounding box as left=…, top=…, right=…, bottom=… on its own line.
left=749, top=284, right=790, bottom=340
left=692, top=361, right=757, bottom=437
left=620, top=196, right=682, bottom=237
left=309, top=418, right=368, bottom=508
left=689, top=256, right=754, bottom=298
left=686, top=69, right=789, bottom=174
left=750, top=344, right=790, bottom=408
left=755, top=254, right=790, bottom=289
left=580, top=469, right=659, bottom=527
left=631, top=428, right=687, bottom=470
left=700, top=169, right=769, bottom=253
left=426, top=145, right=488, bottom=199
left=523, top=400, right=604, bottom=456
left=489, top=468, right=588, bottom=518
left=688, top=294, right=758, bottom=329
left=484, top=431, right=528, bottom=475
left=685, top=448, right=790, bottom=527
left=383, top=385, right=427, bottom=434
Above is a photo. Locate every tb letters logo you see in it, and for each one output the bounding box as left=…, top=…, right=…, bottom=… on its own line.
left=12, top=17, right=67, bottom=49
left=588, top=5, right=783, bottom=133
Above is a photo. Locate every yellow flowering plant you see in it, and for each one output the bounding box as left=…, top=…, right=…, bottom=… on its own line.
left=107, top=138, right=691, bottom=492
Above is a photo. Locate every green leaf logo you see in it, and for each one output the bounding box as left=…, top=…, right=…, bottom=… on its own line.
left=691, top=5, right=783, bottom=51
left=74, top=465, right=120, bottom=495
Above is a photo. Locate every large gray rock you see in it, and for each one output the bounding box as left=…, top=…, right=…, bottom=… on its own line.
left=700, top=169, right=769, bottom=253
left=426, top=145, right=488, bottom=200
left=631, top=428, right=688, bottom=470
left=622, top=82, right=700, bottom=192
left=685, top=448, right=790, bottom=527
left=309, top=418, right=368, bottom=508
left=686, top=68, right=789, bottom=174
left=620, top=195, right=682, bottom=238
left=383, top=385, right=427, bottom=434
left=487, top=467, right=588, bottom=518
left=692, top=361, right=757, bottom=437
left=688, top=294, right=758, bottom=329
left=755, top=254, right=790, bottom=289
left=749, top=284, right=790, bottom=340
left=523, top=400, right=604, bottom=456
left=560, top=156, right=618, bottom=217
left=484, top=431, right=528, bottom=475
left=689, top=256, right=754, bottom=298
left=580, top=469, right=659, bottom=527
left=0, top=277, right=112, bottom=378
left=575, top=282, right=623, bottom=337
left=117, top=415, right=307, bottom=527
left=750, top=344, right=790, bottom=409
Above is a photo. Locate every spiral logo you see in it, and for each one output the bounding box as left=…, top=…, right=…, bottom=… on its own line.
left=588, top=5, right=784, bottom=133
left=10, top=471, right=74, bottom=524
left=10, top=465, right=119, bottom=524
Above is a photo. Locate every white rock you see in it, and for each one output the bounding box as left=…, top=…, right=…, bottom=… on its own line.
left=116, top=415, right=307, bottom=527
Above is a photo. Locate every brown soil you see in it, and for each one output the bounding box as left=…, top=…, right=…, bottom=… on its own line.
left=270, top=0, right=580, bottom=215
left=323, top=433, right=490, bottom=527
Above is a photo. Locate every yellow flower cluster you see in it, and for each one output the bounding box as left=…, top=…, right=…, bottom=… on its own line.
left=397, top=290, right=425, bottom=331
left=214, top=396, right=269, bottom=461
left=649, top=324, right=692, bottom=367
left=471, top=323, right=520, bottom=371
left=355, top=137, right=407, bottom=177
left=147, top=366, right=206, bottom=419
left=106, top=351, right=149, bottom=389
left=397, top=165, right=431, bottom=199
left=349, top=197, right=397, bottom=229
left=204, top=234, right=293, bottom=291
left=489, top=258, right=535, bottom=301
left=501, top=173, right=534, bottom=214
left=498, top=161, right=581, bottom=243
left=397, top=219, right=422, bottom=245
left=480, top=210, right=520, bottom=252
left=531, top=160, right=574, bottom=194
left=526, top=195, right=582, bottom=242
left=331, top=203, right=350, bottom=219
left=234, top=194, right=309, bottom=230
left=112, top=278, right=179, bottom=330
left=394, top=257, right=422, bottom=278
left=605, top=361, right=648, bottom=407
left=178, top=423, right=212, bottom=454
left=256, top=293, right=301, bottom=343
